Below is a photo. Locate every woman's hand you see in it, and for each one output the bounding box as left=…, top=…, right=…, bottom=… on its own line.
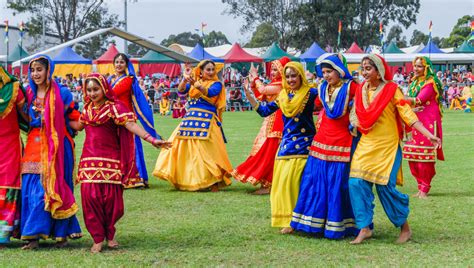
left=194, top=81, right=203, bottom=91
left=428, top=135, right=442, bottom=149
left=152, top=139, right=172, bottom=149
left=242, top=78, right=253, bottom=99
left=249, top=63, right=259, bottom=81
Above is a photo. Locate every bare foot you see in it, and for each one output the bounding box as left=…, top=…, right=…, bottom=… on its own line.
left=210, top=184, right=219, bottom=192
left=107, top=240, right=119, bottom=249
left=412, top=191, right=420, bottom=198
left=252, top=187, right=270, bottom=195
left=396, top=222, right=412, bottom=244
left=56, top=240, right=68, bottom=248
left=280, top=227, right=294, bottom=234
left=90, top=243, right=102, bottom=253
left=418, top=192, right=428, bottom=199
left=350, top=227, right=373, bottom=245
left=21, top=240, right=39, bottom=250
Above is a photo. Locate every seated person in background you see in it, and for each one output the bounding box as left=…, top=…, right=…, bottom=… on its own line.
left=159, top=92, right=171, bottom=116
left=229, top=87, right=244, bottom=109
left=147, top=86, right=156, bottom=105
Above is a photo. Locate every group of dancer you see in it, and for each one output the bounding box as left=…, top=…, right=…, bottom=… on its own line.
left=0, top=50, right=444, bottom=252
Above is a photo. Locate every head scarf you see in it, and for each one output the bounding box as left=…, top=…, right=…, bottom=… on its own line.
left=27, top=54, right=78, bottom=219
left=316, top=54, right=353, bottom=80
left=191, top=60, right=226, bottom=121
left=316, top=54, right=353, bottom=119
left=278, top=61, right=311, bottom=117
left=0, top=66, right=23, bottom=119
left=271, top=56, right=291, bottom=82
left=409, top=56, right=443, bottom=105
left=82, top=73, right=116, bottom=104
left=363, top=54, right=393, bottom=82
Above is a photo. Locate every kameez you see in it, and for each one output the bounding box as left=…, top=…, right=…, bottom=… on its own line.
left=78, top=73, right=136, bottom=244
left=349, top=54, right=418, bottom=230
left=153, top=61, right=232, bottom=191
left=109, top=63, right=160, bottom=188
left=21, top=55, right=82, bottom=241
left=0, top=67, right=24, bottom=243
left=403, top=57, right=444, bottom=194
left=291, top=54, right=358, bottom=239
left=255, top=62, right=317, bottom=227
left=232, top=57, right=290, bottom=187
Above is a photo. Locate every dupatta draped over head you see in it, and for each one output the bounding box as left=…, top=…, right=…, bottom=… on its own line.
left=27, top=54, right=78, bottom=219
left=354, top=54, right=404, bottom=136
left=316, top=54, right=353, bottom=119
left=191, top=60, right=226, bottom=121
left=278, top=61, right=311, bottom=118
left=409, top=56, right=444, bottom=108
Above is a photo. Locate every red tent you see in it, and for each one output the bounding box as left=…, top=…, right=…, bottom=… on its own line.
left=222, top=43, right=263, bottom=63
left=346, top=42, right=364, bottom=53
left=94, top=44, right=139, bottom=74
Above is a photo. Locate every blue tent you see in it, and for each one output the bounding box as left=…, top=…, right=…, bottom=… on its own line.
left=52, top=46, right=92, bottom=77
left=188, top=44, right=224, bottom=62
left=53, top=46, right=92, bottom=63
left=299, top=42, right=326, bottom=62
left=419, top=40, right=444, bottom=54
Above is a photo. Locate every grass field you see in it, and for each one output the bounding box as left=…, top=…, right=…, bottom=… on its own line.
left=1, top=110, right=473, bottom=267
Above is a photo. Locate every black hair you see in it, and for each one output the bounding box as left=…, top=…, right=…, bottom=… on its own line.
left=199, top=60, right=215, bottom=70
left=320, top=63, right=335, bottom=71
left=114, top=53, right=130, bottom=65
left=361, top=56, right=378, bottom=72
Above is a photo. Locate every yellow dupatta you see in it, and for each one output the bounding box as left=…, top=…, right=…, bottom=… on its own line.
left=277, top=61, right=311, bottom=117
left=191, top=60, right=226, bottom=121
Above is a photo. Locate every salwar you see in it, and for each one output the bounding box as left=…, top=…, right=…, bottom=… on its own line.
left=349, top=149, right=409, bottom=229
left=408, top=161, right=436, bottom=194
left=271, top=158, right=306, bottom=227
left=81, top=183, right=124, bottom=244
left=291, top=157, right=357, bottom=239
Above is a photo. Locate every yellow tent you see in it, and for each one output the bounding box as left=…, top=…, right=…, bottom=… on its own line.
left=53, top=47, right=92, bottom=78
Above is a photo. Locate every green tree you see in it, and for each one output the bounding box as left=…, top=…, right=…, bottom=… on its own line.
left=128, top=43, right=148, bottom=57
left=160, top=32, right=203, bottom=47
left=409, top=29, right=428, bottom=46
left=387, top=25, right=407, bottom=48
left=203, top=31, right=230, bottom=46
left=246, top=22, right=279, bottom=47
left=222, top=0, right=421, bottom=51
left=442, top=15, right=473, bottom=48
left=7, top=0, right=121, bottom=58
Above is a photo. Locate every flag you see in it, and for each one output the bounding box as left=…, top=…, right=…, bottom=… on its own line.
left=4, top=20, right=8, bottom=44
left=379, top=22, right=384, bottom=47
left=337, top=20, right=342, bottom=47
left=469, top=20, right=474, bottom=42
left=19, top=21, right=24, bottom=41
left=428, top=20, right=433, bottom=42
left=201, top=22, right=207, bottom=33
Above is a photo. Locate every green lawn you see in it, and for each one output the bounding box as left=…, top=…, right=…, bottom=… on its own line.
left=1, top=110, right=473, bottom=267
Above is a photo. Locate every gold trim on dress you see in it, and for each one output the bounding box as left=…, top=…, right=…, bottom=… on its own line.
left=311, top=141, right=351, bottom=153
left=309, top=151, right=350, bottom=162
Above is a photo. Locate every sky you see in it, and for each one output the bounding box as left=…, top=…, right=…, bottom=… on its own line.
left=1, top=0, right=473, bottom=50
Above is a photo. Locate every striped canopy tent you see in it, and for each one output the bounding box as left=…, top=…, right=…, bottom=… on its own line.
left=53, top=46, right=92, bottom=78
left=94, top=44, right=139, bottom=75
left=188, top=43, right=224, bottom=62
left=453, top=40, right=474, bottom=53
left=261, top=42, right=299, bottom=61
left=419, top=40, right=444, bottom=54
left=139, top=50, right=182, bottom=77
left=7, top=45, right=29, bottom=76
left=346, top=42, right=364, bottom=53
left=383, top=41, right=405, bottom=54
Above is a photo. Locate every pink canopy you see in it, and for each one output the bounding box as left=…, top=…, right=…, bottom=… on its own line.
left=222, top=43, right=263, bottom=63
left=346, top=42, right=364, bottom=53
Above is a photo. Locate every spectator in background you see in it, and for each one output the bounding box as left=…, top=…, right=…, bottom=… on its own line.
left=229, top=87, right=244, bottom=109
left=241, top=66, right=249, bottom=78
left=147, top=86, right=156, bottom=105
left=393, top=67, right=404, bottom=84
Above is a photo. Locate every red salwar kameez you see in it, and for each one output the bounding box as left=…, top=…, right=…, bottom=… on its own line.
left=78, top=74, right=137, bottom=244
left=232, top=57, right=290, bottom=187
left=0, top=67, right=24, bottom=243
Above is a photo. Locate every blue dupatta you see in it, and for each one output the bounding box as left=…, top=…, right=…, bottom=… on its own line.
left=316, top=54, right=353, bottom=119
